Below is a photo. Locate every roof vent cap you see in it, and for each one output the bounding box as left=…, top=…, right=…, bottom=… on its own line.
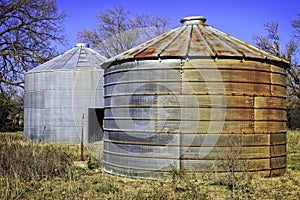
left=180, top=16, right=206, bottom=25
left=75, top=43, right=89, bottom=48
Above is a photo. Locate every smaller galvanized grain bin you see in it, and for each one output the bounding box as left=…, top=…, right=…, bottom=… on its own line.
left=102, top=16, right=289, bottom=179
left=24, top=43, right=106, bottom=144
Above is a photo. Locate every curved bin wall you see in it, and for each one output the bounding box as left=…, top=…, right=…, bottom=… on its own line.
left=24, top=44, right=106, bottom=144
left=102, top=16, right=288, bottom=178
left=24, top=70, right=104, bottom=143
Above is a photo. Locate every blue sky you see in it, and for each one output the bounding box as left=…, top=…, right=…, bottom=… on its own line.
left=57, top=0, right=299, bottom=53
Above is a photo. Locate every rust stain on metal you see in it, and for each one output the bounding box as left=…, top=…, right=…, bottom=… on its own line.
left=102, top=16, right=289, bottom=179
left=104, top=16, right=289, bottom=64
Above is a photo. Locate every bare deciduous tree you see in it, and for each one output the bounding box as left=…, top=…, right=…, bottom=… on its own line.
left=253, top=16, right=300, bottom=129
left=292, top=14, right=300, bottom=40
left=78, top=6, right=169, bottom=58
left=253, top=22, right=281, bottom=56
left=0, top=0, right=65, bottom=95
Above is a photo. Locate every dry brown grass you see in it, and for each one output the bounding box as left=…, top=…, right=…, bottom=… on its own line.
left=0, top=139, right=72, bottom=181
left=0, top=131, right=299, bottom=199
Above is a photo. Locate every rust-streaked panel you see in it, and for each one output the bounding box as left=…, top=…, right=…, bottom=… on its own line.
left=270, top=145, right=286, bottom=157
left=182, top=158, right=270, bottom=172
left=189, top=134, right=271, bottom=146
left=160, top=26, right=191, bottom=57
left=220, top=70, right=270, bottom=83
left=188, top=25, right=215, bottom=56
left=103, top=16, right=288, bottom=179
left=156, top=108, right=253, bottom=121
left=215, top=60, right=272, bottom=71
left=224, top=82, right=270, bottom=95
left=181, top=82, right=271, bottom=95
left=221, top=121, right=254, bottom=133
left=103, top=17, right=289, bottom=66
left=255, top=121, right=286, bottom=133
left=270, top=156, right=286, bottom=169
left=182, top=146, right=270, bottom=159
left=271, top=65, right=287, bottom=74
left=270, top=133, right=286, bottom=144
left=255, top=96, right=286, bottom=109
left=254, top=109, right=287, bottom=121
left=182, top=69, right=271, bottom=83
left=271, top=73, right=286, bottom=85
left=271, top=85, right=286, bottom=97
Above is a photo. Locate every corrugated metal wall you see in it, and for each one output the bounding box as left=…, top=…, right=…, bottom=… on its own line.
left=24, top=44, right=106, bottom=144
left=103, top=59, right=287, bottom=178
left=24, top=70, right=104, bottom=143
left=102, top=16, right=289, bottom=178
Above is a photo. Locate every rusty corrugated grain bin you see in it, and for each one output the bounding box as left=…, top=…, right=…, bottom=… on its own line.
left=102, top=16, right=289, bottom=178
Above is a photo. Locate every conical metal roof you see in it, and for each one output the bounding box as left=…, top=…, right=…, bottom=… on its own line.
left=103, top=16, right=288, bottom=66
left=29, top=43, right=106, bottom=73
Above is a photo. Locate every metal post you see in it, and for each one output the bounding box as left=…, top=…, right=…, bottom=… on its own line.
left=81, top=113, right=84, bottom=161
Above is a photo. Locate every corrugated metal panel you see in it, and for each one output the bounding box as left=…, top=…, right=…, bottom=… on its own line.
left=29, top=43, right=106, bottom=72
left=102, top=17, right=289, bottom=179
left=103, top=16, right=289, bottom=66
left=24, top=44, right=106, bottom=144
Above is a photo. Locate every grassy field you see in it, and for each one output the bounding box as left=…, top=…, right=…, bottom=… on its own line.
left=0, top=131, right=299, bottom=199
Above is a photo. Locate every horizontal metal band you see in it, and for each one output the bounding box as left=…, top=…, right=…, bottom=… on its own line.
left=103, top=149, right=286, bottom=160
